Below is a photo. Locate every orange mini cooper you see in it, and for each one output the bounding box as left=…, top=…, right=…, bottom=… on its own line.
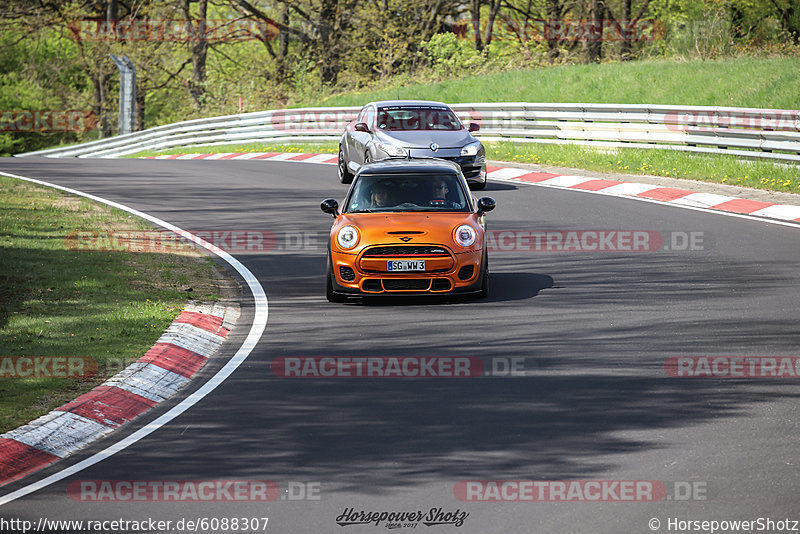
left=321, top=159, right=496, bottom=302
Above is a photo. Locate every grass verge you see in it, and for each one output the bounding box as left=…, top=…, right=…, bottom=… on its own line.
left=0, top=176, right=226, bottom=433
left=318, top=57, right=800, bottom=110
left=485, top=142, right=800, bottom=193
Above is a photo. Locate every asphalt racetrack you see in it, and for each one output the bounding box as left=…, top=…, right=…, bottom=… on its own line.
left=1, top=157, right=799, bottom=533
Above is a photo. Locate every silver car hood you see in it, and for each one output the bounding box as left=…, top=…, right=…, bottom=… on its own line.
left=376, top=129, right=477, bottom=149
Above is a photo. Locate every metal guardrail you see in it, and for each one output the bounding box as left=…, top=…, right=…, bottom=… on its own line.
left=17, top=103, right=800, bottom=163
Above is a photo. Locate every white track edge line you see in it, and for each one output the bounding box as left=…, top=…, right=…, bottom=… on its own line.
left=0, top=170, right=268, bottom=506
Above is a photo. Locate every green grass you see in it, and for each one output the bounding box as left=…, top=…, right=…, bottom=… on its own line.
left=485, top=142, right=800, bottom=193
left=318, top=57, right=800, bottom=110
left=0, top=177, right=225, bottom=432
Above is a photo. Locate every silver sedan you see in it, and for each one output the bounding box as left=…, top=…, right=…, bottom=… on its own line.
left=338, top=100, right=487, bottom=189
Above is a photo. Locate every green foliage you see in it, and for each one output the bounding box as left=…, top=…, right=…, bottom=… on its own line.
left=2, top=0, right=800, bottom=155
left=419, top=33, right=484, bottom=78
left=291, top=57, right=322, bottom=104
left=0, top=25, right=89, bottom=155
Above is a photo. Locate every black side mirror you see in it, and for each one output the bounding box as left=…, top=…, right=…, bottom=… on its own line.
left=355, top=122, right=370, bottom=133
left=468, top=122, right=480, bottom=133
left=477, top=197, right=496, bottom=216
left=321, top=198, right=339, bottom=217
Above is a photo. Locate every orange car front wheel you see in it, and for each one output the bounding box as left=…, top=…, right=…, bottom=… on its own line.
left=326, top=252, right=347, bottom=303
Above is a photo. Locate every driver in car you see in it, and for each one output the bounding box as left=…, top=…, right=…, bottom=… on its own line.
left=369, top=181, right=393, bottom=208
left=431, top=178, right=462, bottom=209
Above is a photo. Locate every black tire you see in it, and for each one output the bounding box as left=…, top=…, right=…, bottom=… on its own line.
left=478, top=251, right=489, bottom=299
left=326, top=253, right=347, bottom=303
left=338, top=146, right=354, bottom=184
left=471, top=180, right=487, bottom=191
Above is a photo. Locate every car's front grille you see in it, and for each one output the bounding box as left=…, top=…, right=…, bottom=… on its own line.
left=431, top=279, right=452, bottom=291
left=362, top=279, right=382, bottom=292
left=363, top=246, right=450, bottom=257
left=382, top=279, right=432, bottom=291
left=361, top=278, right=452, bottom=293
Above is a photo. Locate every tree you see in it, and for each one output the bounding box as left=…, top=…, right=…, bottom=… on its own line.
left=469, top=0, right=504, bottom=52
left=228, top=0, right=355, bottom=85
left=769, top=0, right=799, bottom=44
left=182, top=0, right=209, bottom=108
left=587, top=0, right=605, bottom=62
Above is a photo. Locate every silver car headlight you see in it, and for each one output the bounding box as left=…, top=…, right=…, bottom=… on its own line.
left=337, top=225, right=359, bottom=249
left=376, top=142, right=407, bottom=157
left=460, top=142, right=481, bottom=157
left=454, top=224, right=477, bottom=248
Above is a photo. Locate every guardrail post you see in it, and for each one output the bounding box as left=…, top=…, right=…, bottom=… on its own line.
left=110, top=54, right=136, bottom=135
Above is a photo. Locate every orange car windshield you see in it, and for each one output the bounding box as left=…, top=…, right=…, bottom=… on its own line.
left=346, top=174, right=470, bottom=213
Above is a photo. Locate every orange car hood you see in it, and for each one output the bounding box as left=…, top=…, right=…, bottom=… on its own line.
left=333, top=212, right=482, bottom=254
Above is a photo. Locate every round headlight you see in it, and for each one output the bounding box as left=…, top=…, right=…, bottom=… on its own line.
left=454, top=224, right=477, bottom=248
left=337, top=225, right=359, bottom=249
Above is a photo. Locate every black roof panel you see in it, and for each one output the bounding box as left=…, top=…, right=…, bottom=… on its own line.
left=356, top=158, right=462, bottom=176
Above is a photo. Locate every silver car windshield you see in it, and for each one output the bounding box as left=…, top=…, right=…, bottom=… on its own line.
left=377, top=107, right=462, bottom=131
left=346, top=174, right=470, bottom=213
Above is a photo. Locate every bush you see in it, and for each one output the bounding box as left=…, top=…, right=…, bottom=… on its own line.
left=419, top=33, right=484, bottom=77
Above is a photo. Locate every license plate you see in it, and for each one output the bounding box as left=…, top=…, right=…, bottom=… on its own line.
left=387, top=260, right=425, bottom=272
